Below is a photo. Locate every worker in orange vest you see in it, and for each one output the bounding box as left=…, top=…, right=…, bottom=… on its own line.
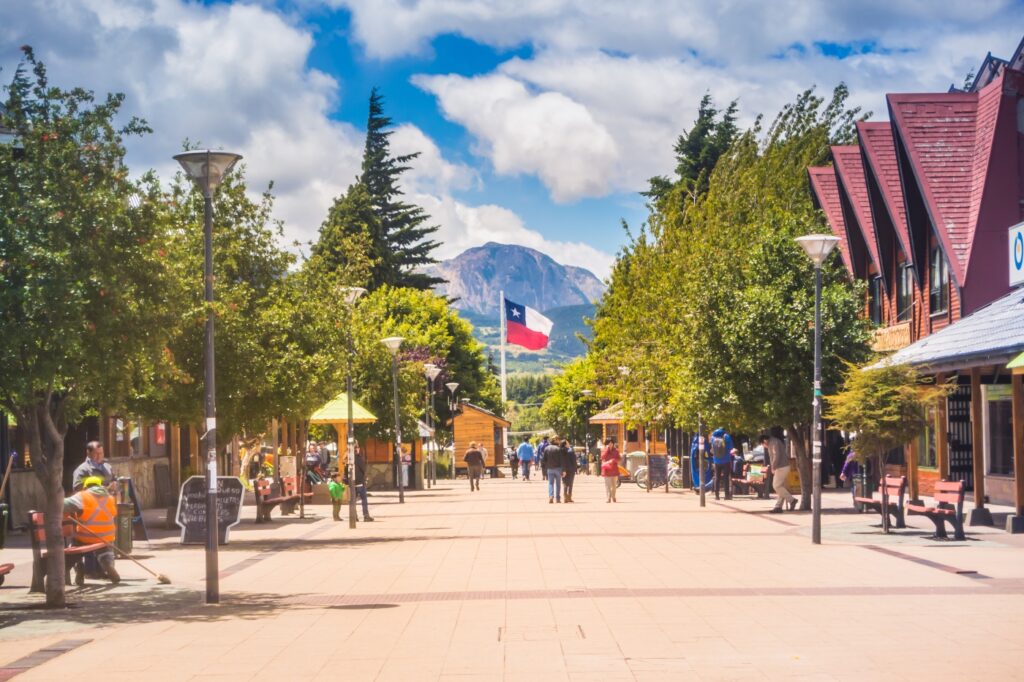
left=63, top=475, right=119, bottom=584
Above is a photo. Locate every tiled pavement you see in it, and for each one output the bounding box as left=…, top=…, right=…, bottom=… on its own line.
left=2, top=473, right=1024, bottom=680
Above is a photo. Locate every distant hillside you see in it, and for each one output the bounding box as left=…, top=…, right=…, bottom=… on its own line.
left=427, top=242, right=605, bottom=316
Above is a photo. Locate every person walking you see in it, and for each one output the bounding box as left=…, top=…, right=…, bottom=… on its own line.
left=710, top=427, right=734, bottom=500
left=353, top=444, right=374, bottom=521
left=508, top=446, right=519, bottom=479
left=328, top=471, right=346, bottom=522
left=561, top=440, right=577, bottom=502
left=464, top=442, right=484, bottom=491
left=64, top=476, right=119, bottom=584
left=517, top=437, right=535, bottom=480
left=766, top=429, right=798, bottom=513
left=541, top=437, right=563, bottom=503
left=600, top=438, right=621, bottom=503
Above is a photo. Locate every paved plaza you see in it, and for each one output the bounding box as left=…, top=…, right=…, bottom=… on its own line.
left=2, top=474, right=1024, bottom=681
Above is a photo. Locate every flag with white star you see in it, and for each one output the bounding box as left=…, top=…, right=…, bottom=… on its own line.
left=504, top=297, right=553, bottom=351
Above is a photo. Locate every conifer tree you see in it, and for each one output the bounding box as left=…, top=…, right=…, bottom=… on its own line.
left=357, top=88, right=444, bottom=290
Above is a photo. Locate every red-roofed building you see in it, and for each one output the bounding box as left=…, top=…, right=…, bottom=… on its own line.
left=807, top=35, right=1024, bottom=523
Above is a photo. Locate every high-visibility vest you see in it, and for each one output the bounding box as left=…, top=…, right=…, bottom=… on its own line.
left=74, top=489, right=116, bottom=545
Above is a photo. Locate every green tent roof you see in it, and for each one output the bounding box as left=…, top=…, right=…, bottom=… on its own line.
left=309, top=392, right=377, bottom=425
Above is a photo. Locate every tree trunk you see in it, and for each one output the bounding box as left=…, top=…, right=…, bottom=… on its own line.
left=791, top=422, right=812, bottom=511
left=24, top=398, right=69, bottom=608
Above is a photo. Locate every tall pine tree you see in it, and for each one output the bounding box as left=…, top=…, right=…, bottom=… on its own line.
left=358, top=88, right=444, bottom=290
left=312, top=89, right=444, bottom=291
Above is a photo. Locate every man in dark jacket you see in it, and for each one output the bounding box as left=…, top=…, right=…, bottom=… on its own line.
left=464, top=442, right=485, bottom=491
left=541, top=437, right=563, bottom=503
left=560, top=440, right=577, bottom=503
left=354, top=445, right=374, bottom=521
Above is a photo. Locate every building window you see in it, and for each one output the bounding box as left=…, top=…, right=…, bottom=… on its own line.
left=896, top=263, right=913, bottom=322
left=984, top=385, right=1014, bottom=476
left=868, top=277, right=883, bottom=324
left=626, top=428, right=639, bottom=443
left=605, top=424, right=619, bottom=443
left=929, top=245, right=949, bottom=315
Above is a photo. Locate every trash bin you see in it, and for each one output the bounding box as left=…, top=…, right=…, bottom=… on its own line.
left=115, top=502, right=134, bottom=555
left=680, top=456, right=692, bottom=488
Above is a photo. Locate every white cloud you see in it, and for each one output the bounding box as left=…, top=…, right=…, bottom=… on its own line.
left=415, top=193, right=615, bottom=278
left=413, top=73, right=618, bottom=202
left=332, top=0, right=1022, bottom=200
left=391, top=124, right=479, bottom=196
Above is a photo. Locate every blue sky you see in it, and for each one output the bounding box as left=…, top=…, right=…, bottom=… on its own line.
left=2, top=1, right=1022, bottom=278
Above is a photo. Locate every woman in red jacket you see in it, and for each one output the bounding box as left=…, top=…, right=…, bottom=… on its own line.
left=600, top=439, right=621, bottom=503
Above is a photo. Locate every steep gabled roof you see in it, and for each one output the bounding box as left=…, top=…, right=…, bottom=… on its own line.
left=857, top=121, right=913, bottom=267
left=887, top=77, right=1003, bottom=288
left=832, top=145, right=882, bottom=279
left=807, top=167, right=854, bottom=273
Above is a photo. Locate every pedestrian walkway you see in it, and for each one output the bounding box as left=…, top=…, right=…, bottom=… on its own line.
left=2, top=473, right=1024, bottom=680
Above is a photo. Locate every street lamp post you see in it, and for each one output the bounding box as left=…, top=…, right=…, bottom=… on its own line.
left=340, top=286, right=366, bottom=529
left=173, top=150, right=242, bottom=605
left=425, top=363, right=442, bottom=488
left=382, top=337, right=405, bottom=503
left=796, top=234, right=840, bottom=546
left=446, top=382, right=459, bottom=479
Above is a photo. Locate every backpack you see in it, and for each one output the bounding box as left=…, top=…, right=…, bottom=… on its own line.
left=711, top=436, right=727, bottom=460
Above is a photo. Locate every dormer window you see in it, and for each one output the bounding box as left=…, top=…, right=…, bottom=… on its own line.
left=896, top=263, right=913, bottom=322
left=929, top=245, right=949, bottom=315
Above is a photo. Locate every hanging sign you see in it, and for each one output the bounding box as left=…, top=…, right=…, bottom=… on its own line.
left=1009, top=221, right=1024, bottom=287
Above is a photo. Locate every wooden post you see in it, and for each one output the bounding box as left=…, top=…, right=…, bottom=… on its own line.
left=935, top=373, right=949, bottom=479
left=169, top=422, right=182, bottom=491
left=189, top=425, right=200, bottom=473
left=1011, top=374, right=1024, bottom=524
left=906, top=435, right=920, bottom=503
left=969, top=368, right=992, bottom=525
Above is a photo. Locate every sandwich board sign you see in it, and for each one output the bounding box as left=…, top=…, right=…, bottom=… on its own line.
left=175, top=476, right=244, bottom=545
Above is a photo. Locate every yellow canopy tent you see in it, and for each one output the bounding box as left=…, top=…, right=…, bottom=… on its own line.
left=309, top=392, right=377, bottom=469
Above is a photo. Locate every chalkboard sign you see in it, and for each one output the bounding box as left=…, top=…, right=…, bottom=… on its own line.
left=174, top=476, right=245, bottom=545
left=647, top=455, right=669, bottom=488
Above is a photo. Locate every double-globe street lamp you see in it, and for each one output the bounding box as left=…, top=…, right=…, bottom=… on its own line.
left=340, top=286, right=367, bottom=529
left=382, top=336, right=406, bottom=503
left=446, top=382, right=459, bottom=479
left=173, top=150, right=242, bottom=605
left=795, top=234, right=840, bottom=546
left=424, top=363, right=443, bottom=488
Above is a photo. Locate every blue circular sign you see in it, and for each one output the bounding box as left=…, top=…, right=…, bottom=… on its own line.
left=1015, top=231, right=1024, bottom=270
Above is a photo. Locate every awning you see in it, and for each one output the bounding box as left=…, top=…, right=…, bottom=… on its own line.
left=309, top=392, right=377, bottom=425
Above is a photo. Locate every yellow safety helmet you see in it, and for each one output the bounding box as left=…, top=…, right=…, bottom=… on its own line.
left=82, top=476, right=105, bottom=489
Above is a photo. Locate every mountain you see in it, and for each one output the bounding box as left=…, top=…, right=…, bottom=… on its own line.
left=427, top=242, right=605, bottom=316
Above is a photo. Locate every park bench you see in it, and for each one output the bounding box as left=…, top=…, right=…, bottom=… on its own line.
left=853, top=475, right=907, bottom=529
left=28, top=511, right=105, bottom=593
left=908, top=480, right=966, bottom=541
left=279, top=475, right=312, bottom=515
left=254, top=478, right=289, bottom=523
left=732, top=463, right=770, bottom=498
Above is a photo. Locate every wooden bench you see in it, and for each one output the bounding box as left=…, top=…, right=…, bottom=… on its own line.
left=908, top=480, right=966, bottom=540
left=254, top=478, right=290, bottom=523
left=732, top=463, right=770, bottom=498
left=28, top=511, right=105, bottom=593
left=853, top=475, right=907, bottom=529
left=279, top=475, right=312, bottom=516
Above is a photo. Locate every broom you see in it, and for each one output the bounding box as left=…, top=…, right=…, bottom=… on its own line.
left=67, top=516, right=171, bottom=585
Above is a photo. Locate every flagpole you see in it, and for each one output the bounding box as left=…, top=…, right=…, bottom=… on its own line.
left=499, top=289, right=507, bottom=405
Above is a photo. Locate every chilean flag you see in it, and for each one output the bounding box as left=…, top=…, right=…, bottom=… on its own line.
left=505, top=297, right=553, bottom=351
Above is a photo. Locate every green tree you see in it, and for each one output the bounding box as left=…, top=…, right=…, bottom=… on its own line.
left=591, top=86, right=873, bottom=508
left=826, top=362, right=952, bottom=531
left=354, top=88, right=443, bottom=291
left=0, top=49, right=176, bottom=606
left=349, top=286, right=501, bottom=447
left=540, top=357, right=600, bottom=444
left=308, top=182, right=379, bottom=286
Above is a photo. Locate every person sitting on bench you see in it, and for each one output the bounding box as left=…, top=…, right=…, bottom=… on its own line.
left=64, top=476, right=119, bottom=584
